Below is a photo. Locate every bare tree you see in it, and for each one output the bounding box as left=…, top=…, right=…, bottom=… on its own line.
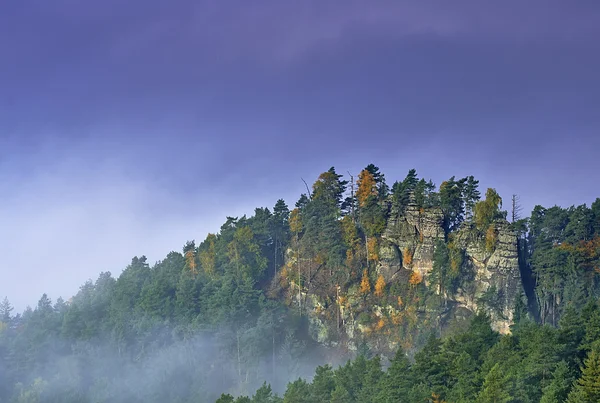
left=511, top=194, right=523, bottom=223
left=347, top=171, right=356, bottom=223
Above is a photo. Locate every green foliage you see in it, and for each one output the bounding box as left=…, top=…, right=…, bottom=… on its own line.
left=473, top=188, right=504, bottom=231
left=476, top=363, right=511, bottom=403
left=3, top=165, right=600, bottom=403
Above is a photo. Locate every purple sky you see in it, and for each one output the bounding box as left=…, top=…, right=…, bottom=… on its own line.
left=1, top=1, right=599, bottom=311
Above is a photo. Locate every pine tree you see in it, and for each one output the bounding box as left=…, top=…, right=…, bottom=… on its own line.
left=377, top=348, right=413, bottom=402
left=540, top=361, right=575, bottom=403
left=0, top=297, right=13, bottom=323
left=574, top=349, right=600, bottom=401
left=476, top=363, right=511, bottom=403
left=464, top=176, right=481, bottom=221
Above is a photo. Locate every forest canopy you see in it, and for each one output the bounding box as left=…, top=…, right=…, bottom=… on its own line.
left=1, top=165, right=599, bottom=402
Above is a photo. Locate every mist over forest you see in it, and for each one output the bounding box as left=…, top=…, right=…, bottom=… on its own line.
left=2, top=165, right=600, bottom=402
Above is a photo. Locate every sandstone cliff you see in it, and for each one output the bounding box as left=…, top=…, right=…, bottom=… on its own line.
left=286, top=199, right=524, bottom=355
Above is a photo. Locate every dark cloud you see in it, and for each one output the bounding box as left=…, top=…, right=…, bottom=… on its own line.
left=1, top=1, right=599, bottom=309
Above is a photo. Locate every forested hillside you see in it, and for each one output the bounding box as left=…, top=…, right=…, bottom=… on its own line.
left=1, top=165, right=599, bottom=402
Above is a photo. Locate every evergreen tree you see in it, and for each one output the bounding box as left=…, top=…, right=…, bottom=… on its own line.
left=476, top=363, right=511, bottom=403
left=463, top=175, right=481, bottom=221
left=540, top=361, right=575, bottom=403
left=0, top=297, right=13, bottom=323
left=574, top=349, right=600, bottom=402
left=376, top=348, right=413, bottom=402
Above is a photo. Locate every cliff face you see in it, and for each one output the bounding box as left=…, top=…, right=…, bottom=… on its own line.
left=379, top=201, right=522, bottom=333
left=289, top=201, right=523, bottom=355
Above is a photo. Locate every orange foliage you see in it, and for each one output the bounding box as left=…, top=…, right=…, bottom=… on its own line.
left=360, top=269, right=371, bottom=294
left=558, top=236, right=600, bottom=273
left=391, top=312, right=402, bottom=325
left=409, top=271, right=423, bottom=286
left=367, top=237, right=379, bottom=261
left=431, top=393, right=447, bottom=403
left=403, top=247, right=413, bottom=266
left=185, top=249, right=197, bottom=275
left=357, top=169, right=377, bottom=207
left=375, top=318, right=385, bottom=331
left=374, top=274, right=386, bottom=297
left=397, top=296, right=404, bottom=307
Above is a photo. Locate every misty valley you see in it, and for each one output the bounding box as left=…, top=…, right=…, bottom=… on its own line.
left=1, top=166, right=600, bottom=402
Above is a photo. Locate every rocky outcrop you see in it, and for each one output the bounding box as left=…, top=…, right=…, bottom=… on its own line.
left=381, top=202, right=445, bottom=280
left=380, top=201, right=522, bottom=334
left=295, top=201, right=523, bottom=356
left=453, top=222, right=522, bottom=333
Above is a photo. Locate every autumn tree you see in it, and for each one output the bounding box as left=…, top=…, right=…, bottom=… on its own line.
left=374, top=274, right=386, bottom=297
left=357, top=168, right=386, bottom=270
left=360, top=269, right=371, bottom=294
left=474, top=188, right=504, bottom=230
left=364, top=163, right=388, bottom=199
left=184, top=240, right=198, bottom=275
left=357, top=169, right=378, bottom=208
left=199, top=233, right=217, bottom=276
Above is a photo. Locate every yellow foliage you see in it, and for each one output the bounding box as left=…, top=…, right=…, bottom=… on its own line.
left=338, top=295, right=347, bottom=306
left=341, top=215, right=360, bottom=248
left=289, top=208, right=302, bottom=234
left=375, top=318, right=385, bottom=331
left=474, top=188, right=503, bottom=229
left=374, top=274, right=386, bottom=297
left=199, top=234, right=216, bottom=276
left=360, top=269, right=371, bottom=294
left=402, top=247, right=413, bottom=266
left=450, top=256, right=459, bottom=273
left=279, top=266, right=289, bottom=282
left=367, top=237, right=379, bottom=262
left=409, top=271, right=423, bottom=286
left=357, top=169, right=378, bottom=207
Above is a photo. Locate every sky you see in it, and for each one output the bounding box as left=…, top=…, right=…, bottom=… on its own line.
left=1, top=0, right=599, bottom=311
